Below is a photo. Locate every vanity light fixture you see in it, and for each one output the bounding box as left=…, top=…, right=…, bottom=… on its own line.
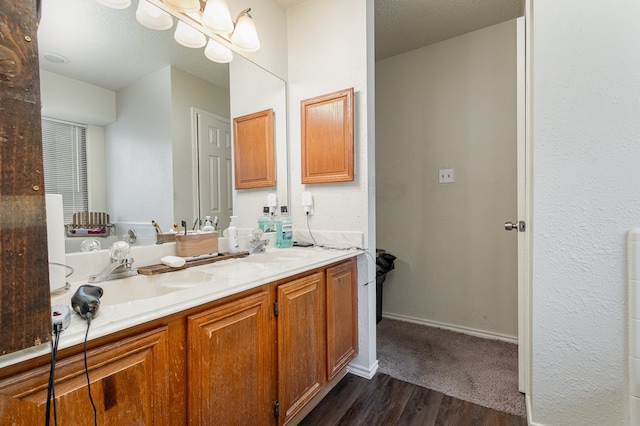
left=202, top=0, right=234, bottom=35
left=95, top=0, right=131, bottom=9
left=95, top=0, right=260, bottom=63
left=230, top=8, right=260, bottom=52
left=136, top=0, right=173, bottom=31
left=162, top=0, right=199, bottom=13
left=204, top=38, right=233, bottom=63
left=174, top=20, right=207, bottom=48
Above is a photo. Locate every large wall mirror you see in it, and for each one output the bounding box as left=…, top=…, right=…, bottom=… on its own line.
left=37, top=0, right=288, bottom=252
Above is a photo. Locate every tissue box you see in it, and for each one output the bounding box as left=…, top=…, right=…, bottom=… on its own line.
left=175, top=232, right=218, bottom=257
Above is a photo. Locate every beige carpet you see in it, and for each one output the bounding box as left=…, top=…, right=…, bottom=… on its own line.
left=376, top=318, right=526, bottom=417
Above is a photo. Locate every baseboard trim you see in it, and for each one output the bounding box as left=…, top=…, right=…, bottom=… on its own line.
left=381, top=312, right=518, bottom=344
left=526, top=393, right=546, bottom=425
left=347, top=359, right=379, bottom=379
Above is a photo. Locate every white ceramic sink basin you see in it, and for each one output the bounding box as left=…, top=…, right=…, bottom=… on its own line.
left=207, top=260, right=268, bottom=279
left=51, top=269, right=214, bottom=306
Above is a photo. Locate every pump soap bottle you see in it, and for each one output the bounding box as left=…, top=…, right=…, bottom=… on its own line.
left=276, top=206, right=293, bottom=248
left=227, top=216, right=239, bottom=253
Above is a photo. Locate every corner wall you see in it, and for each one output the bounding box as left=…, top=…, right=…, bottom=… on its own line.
left=376, top=20, right=519, bottom=339
left=287, top=0, right=377, bottom=376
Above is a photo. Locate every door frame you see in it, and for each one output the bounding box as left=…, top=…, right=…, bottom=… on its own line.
left=190, top=107, right=231, bottom=223
left=516, top=15, right=532, bottom=396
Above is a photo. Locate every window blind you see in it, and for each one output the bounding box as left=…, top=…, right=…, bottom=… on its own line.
left=41, top=118, right=88, bottom=224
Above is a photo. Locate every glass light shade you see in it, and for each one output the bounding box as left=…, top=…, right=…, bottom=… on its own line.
left=231, top=12, right=260, bottom=52
left=136, top=0, right=173, bottom=30
left=204, top=38, right=233, bottom=63
left=202, top=0, right=234, bottom=34
left=174, top=21, right=206, bottom=48
left=95, top=0, right=131, bottom=9
left=162, top=0, right=199, bottom=13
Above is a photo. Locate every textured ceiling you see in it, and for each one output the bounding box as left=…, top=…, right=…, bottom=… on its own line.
left=374, top=0, right=523, bottom=59
left=278, top=0, right=524, bottom=60
left=38, top=0, right=524, bottom=92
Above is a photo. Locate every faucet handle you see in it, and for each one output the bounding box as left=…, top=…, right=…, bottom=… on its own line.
left=110, top=240, right=131, bottom=261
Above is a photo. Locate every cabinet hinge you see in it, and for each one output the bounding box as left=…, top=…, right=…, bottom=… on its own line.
left=274, top=300, right=279, bottom=317
left=274, top=400, right=279, bottom=418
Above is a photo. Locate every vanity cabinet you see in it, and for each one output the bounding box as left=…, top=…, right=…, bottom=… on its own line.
left=0, top=257, right=358, bottom=425
left=187, top=289, right=274, bottom=425
left=326, top=258, right=358, bottom=381
left=0, top=325, right=183, bottom=425
left=276, top=271, right=326, bottom=425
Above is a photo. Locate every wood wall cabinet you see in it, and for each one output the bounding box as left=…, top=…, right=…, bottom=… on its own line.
left=301, top=88, right=354, bottom=184
left=233, top=109, right=275, bottom=189
left=0, top=258, right=358, bottom=425
left=0, top=325, right=181, bottom=425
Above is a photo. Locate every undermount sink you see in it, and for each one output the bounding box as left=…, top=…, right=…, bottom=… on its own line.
left=207, top=259, right=268, bottom=278
left=51, top=269, right=214, bottom=307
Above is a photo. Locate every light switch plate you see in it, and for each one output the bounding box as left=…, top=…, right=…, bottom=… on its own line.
left=439, top=169, right=454, bottom=183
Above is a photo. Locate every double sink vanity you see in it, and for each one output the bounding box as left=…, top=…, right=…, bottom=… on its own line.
left=0, top=245, right=361, bottom=425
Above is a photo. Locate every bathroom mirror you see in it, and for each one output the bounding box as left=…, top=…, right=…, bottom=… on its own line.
left=37, top=0, right=288, bottom=252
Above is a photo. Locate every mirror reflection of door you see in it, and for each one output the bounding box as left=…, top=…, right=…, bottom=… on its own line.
left=194, top=109, right=232, bottom=233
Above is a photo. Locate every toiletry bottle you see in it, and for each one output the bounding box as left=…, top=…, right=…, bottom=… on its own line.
left=258, top=206, right=275, bottom=233
left=227, top=215, right=239, bottom=253
left=276, top=206, right=293, bottom=248
left=202, top=216, right=214, bottom=233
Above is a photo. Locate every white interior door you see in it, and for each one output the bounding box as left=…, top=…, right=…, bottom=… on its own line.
left=194, top=109, right=232, bottom=232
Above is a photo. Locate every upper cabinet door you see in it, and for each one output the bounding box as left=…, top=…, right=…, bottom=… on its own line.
left=301, top=88, right=354, bottom=184
left=233, top=109, right=275, bottom=189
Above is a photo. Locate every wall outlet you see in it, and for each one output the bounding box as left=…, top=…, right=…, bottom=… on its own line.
left=302, top=191, right=313, bottom=215
left=439, top=169, right=454, bottom=183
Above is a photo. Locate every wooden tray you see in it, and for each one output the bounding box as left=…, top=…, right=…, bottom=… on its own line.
left=137, top=252, right=250, bottom=275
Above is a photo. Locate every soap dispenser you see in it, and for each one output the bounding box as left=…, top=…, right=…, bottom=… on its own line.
left=227, top=215, right=239, bottom=253
left=276, top=206, right=293, bottom=248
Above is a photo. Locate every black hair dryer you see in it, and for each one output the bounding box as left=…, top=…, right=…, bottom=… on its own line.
left=71, top=285, right=103, bottom=319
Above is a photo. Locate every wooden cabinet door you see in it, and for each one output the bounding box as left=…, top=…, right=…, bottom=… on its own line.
left=276, top=272, right=325, bottom=425
left=326, top=259, right=358, bottom=380
left=187, top=290, right=273, bottom=426
left=0, top=326, right=176, bottom=425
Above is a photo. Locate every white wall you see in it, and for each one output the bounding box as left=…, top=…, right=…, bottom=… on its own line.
left=105, top=67, right=174, bottom=239
left=376, top=20, right=518, bottom=339
left=39, top=69, right=116, bottom=125
left=171, top=67, right=230, bottom=227
left=530, top=0, right=640, bottom=424
left=287, top=0, right=377, bottom=377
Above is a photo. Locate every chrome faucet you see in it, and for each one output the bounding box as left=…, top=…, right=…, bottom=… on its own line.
left=88, top=241, right=137, bottom=283
left=249, top=228, right=269, bottom=254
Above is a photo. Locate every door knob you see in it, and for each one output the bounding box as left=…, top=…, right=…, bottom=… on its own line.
left=504, top=221, right=526, bottom=232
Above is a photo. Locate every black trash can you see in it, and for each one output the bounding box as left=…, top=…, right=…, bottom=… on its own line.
left=376, top=249, right=396, bottom=324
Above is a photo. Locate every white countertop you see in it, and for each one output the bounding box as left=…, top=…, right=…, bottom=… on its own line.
left=0, top=246, right=361, bottom=369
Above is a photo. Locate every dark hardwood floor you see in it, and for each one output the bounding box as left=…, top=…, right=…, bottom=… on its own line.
left=300, top=373, right=528, bottom=426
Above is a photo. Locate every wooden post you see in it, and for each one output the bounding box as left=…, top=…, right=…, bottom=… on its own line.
left=0, top=0, right=51, bottom=355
